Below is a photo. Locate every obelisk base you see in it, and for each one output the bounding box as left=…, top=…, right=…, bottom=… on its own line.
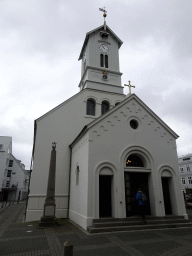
left=38, top=204, right=59, bottom=228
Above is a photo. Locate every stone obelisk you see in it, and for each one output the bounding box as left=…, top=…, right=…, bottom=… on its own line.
left=39, top=142, right=59, bottom=228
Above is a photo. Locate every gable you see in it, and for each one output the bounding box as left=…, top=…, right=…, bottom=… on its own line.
left=87, top=95, right=178, bottom=149
left=71, top=94, right=178, bottom=149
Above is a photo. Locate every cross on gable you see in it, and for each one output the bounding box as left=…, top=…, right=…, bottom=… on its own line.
left=124, top=81, right=135, bottom=94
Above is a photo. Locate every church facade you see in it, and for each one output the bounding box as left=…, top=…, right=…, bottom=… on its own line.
left=25, top=22, right=187, bottom=230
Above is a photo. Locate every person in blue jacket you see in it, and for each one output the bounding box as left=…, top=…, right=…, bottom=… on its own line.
left=136, top=188, right=147, bottom=222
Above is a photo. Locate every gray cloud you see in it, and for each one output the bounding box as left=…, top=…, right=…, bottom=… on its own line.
left=0, top=0, right=192, bottom=168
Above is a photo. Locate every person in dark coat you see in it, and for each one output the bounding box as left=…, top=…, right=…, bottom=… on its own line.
left=136, top=188, right=146, bottom=222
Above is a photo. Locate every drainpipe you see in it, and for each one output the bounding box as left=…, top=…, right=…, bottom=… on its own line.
left=24, top=121, right=36, bottom=221
left=24, top=165, right=32, bottom=221
left=67, top=146, right=72, bottom=219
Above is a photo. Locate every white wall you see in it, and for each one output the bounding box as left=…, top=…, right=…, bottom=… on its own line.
left=7, top=154, right=28, bottom=201
left=79, top=96, right=186, bottom=228
left=26, top=88, right=125, bottom=222
left=69, top=133, right=89, bottom=230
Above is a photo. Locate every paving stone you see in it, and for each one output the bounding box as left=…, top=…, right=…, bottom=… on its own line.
left=161, top=228, right=192, bottom=237
left=58, top=233, right=111, bottom=246
left=1, top=203, right=192, bottom=256
left=2, top=227, right=45, bottom=238
left=73, top=246, right=132, bottom=256
left=115, top=231, right=162, bottom=241
left=1, top=237, right=49, bottom=254
left=131, top=240, right=183, bottom=256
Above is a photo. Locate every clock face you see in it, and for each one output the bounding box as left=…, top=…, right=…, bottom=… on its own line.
left=99, top=44, right=109, bottom=52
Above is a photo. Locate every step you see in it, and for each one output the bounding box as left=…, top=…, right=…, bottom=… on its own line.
left=92, top=215, right=185, bottom=223
left=88, top=222, right=192, bottom=234
left=93, top=219, right=190, bottom=228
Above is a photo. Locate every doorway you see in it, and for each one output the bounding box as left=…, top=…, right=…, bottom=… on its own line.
left=2, top=190, right=8, bottom=201
left=99, top=175, right=112, bottom=218
left=124, top=172, right=150, bottom=217
left=162, top=177, right=172, bottom=215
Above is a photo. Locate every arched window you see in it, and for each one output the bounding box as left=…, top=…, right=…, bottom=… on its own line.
left=86, top=99, right=96, bottom=116
left=126, top=154, right=144, bottom=167
left=101, top=101, right=110, bottom=115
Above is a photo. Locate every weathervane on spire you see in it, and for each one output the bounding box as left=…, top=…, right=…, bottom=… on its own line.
left=99, top=7, right=109, bottom=36
left=99, top=7, right=107, bottom=20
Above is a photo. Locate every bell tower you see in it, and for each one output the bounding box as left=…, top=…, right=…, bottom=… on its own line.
left=78, top=10, right=124, bottom=94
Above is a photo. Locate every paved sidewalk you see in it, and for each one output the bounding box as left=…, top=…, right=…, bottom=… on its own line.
left=1, top=203, right=192, bottom=256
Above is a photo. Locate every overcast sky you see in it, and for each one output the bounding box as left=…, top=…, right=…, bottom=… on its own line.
left=1, top=0, right=192, bottom=169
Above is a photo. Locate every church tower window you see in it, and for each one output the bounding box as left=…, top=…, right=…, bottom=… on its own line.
left=105, top=55, right=108, bottom=68
left=86, top=99, right=96, bottom=116
left=126, top=154, right=144, bottom=167
left=101, top=101, right=110, bottom=115
left=100, top=54, right=108, bottom=68
left=100, top=54, right=104, bottom=67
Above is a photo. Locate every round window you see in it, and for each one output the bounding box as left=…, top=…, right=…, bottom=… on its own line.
left=130, top=119, right=138, bottom=129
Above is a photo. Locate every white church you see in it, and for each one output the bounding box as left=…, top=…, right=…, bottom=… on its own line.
left=25, top=18, right=187, bottom=230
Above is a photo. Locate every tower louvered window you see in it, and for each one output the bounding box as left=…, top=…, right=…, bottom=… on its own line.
left=100, top=54, right=108, bottom=68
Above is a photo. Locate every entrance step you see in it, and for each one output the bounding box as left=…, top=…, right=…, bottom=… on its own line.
left=88, top=216, right=192, bottom=234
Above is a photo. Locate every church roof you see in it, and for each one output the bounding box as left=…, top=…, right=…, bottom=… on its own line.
left=78, top=24, right=123, bottom=60
left=70, top=93, right=179, bottom=147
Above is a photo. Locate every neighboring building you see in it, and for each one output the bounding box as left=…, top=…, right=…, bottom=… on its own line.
left=0, top=136, right=29, bottom=201
left=26, top=21, right=187, bottom=230
left=178, top=154, right=192, bottom=194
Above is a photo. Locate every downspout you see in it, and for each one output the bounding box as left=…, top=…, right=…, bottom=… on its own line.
left=67, top=145, right=72, bottom=219
left=24, top=121, right=37, bottom=221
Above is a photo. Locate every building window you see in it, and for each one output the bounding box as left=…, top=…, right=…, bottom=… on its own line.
left=6, top=181, right=10, bottom=188
left=100, top=54, right=108, bottom=68
left=186, top=164, right=191, bottom=172
left=180, top=166, right=184, bottom=172
left=105, top=55, right=108, bottom=68
left=8, top=160, right=13, bottom=167
left=76, top=165, right=80, bottom=186
left=86, top=99, right=96, bottom=116
left=7, top=170, right=12, bottom=177
left=188, top=177, right=192, bottom=185
left=183, top=158, right=190, bottom=161
left=101, top=101, right=110, bottom=115
left=126, top=154, right=144, bottom=167
left=100, top=54, right=104, bottom=67
left=182, top=178, right=186, bottom=184
left=130, top=119, right=139, bottom=130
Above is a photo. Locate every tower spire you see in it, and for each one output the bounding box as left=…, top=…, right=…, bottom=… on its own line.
left=99, top=7, right=109, bottom=37
left=99, top=7, right=107, bottom=31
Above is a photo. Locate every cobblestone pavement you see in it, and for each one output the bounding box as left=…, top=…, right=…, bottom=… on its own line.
left=1, top=203, right=192, bottom=256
